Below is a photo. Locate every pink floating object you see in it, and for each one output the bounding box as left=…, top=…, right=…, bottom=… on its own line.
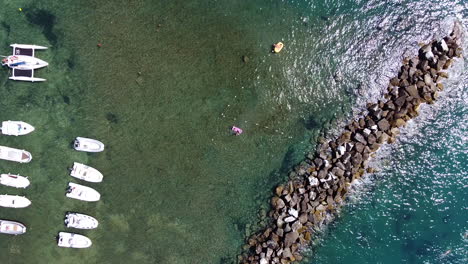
left=231, top=126, right=243, bottom=135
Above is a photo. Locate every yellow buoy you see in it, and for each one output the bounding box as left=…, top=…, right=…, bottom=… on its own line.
left=18, top=8, right=22, bottom=12
left=273, top=42, right=284, bottom=53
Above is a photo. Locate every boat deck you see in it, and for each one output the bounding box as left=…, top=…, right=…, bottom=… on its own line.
left=14, top=48, right=33, bottom=56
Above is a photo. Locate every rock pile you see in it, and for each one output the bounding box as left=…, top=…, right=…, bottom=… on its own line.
left=238, top=25, right=463, bottom=264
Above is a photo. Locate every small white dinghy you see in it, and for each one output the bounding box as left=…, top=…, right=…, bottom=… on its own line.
left=73, top=137, right=105, bottom=152
left=0, top=173, right=30, bottom=188
left=57, top=232, right=92, bottom=248
left=1, top=121, right=35, bottom=136
left=0, top=195, right=31, bottom=208
left=0, top=146, right=32, bottom=163
left=0, top=219, right=27, bottom=235
left=66, top=182, right=100, bottom=202
left=65, top=212, right=99, bottom=229
left=70, top=162, right=103, bottom=183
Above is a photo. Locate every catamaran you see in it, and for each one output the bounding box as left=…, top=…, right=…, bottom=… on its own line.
left=1, top=121, right=35, bottom=136
left=1, top=44, right=48, bottom=82
left=0, top=146, right=32, bottom=163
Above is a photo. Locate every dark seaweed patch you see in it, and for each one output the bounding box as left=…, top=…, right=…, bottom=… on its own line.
left=67, top=57, right=75, bottom=69
left=302, top=115, right=320, bottom=130
left=1, top=21, right=11, bottom=35
left=62, top=95, right=70, bottom=104
left=106, top=112, right=118, bottom=124
left=25, top=9, right=58, bottom=45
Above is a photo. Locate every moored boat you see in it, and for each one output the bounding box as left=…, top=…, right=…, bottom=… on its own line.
left=1, top=121, right=35, bottom=136
left=65, top=212, right=99, bottom=229
left=73, top=137, right=104, bottom=152
left=66, top=182, right=100, bottom=202
left=0, top=219, right=26, bottom=235
left=70, top=162, right=103, bottom=183
left=0, top=146, right=32, bottom=163
left=272, top=42, right=284, bottom=53
left=1, top=44, right=48, bottom=82
left=0, top=173, right=30, bottom=188
left=57, top=232, right=92, bottom=248
left=0, top=195, right=31, bottom=208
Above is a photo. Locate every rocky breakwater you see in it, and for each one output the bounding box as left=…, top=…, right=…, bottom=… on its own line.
left=239, top=24, right=463, bottom=264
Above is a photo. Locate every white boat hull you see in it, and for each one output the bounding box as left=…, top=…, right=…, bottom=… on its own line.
left=57, top=232, right=92, bottom=248
left=0, top=174, right=30, bottom=188
left=65, top=212, right=99, bottom=229
left=0, top=146, right=32, bottom=163
left=9, top=75, right=46, bottom=82
left=70, top=162, right=103, bottom=183
left=0, top=195, right=31, bottom=208
left=66, top=182, right=100, bottom=202
left=73, top=137, right=105, bottom=152
left=1, top=121, right=35, bottom=136
left=3, top=55, right=48, bottom=70
left=0, top=220, right=27, bottom=235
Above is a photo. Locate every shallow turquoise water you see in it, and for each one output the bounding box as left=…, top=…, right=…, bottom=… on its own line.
left=0, top=0, right=466, bottom=263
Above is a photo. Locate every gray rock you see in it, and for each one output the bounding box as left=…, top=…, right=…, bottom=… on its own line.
left=284, top=231, right=299, bottom=247
left=354, top=133, right=367, bottom=144
left=395, top=96, right=406, bottom=107
left=341, top=152, right=351, bottom=164
left=367, top=134, right=377, bottom=145
left=351, top=152, right=363, bottom=166
left=405, top=85, right=419, bottom=98
left=276, top=198, right=285, bottom=209
left=424, top=74, right=433, bottom=85
left=308, top=176, right=319, bottom=187
left=377, top=118, right=390, bottom=131
left=291, top=221, right=302, bottom=231
left=282, top=247, right=293, bottom=258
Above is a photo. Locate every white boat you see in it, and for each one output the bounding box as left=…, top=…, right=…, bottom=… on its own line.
left=0, top=146, right=32, bottom=163
left=1, top=44, right=48, bottom=82
left=70, top=162, right=103, bottom=183
left=0, top=219, right=26, bottom=235
left=66, top=182, right=100, bottom=202
left=1, top=121, right=35, bottom=136
left=73, top=137, right=105, bottom=152
left=57, top=232, right=92, bottom=248
left=65, top=212, right=99, bottom=229
left=0, top=173, right=30, bottom=188
left=0, top=195, right=31, bottom=208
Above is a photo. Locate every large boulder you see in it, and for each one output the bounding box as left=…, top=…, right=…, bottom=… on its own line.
left=405, top=85, right=420, bottom=98
left=353, top=132, right=367, bottom=144
left=284, top=231, right=299, bottom=247
left=377, top=118, right=390, bottom=131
